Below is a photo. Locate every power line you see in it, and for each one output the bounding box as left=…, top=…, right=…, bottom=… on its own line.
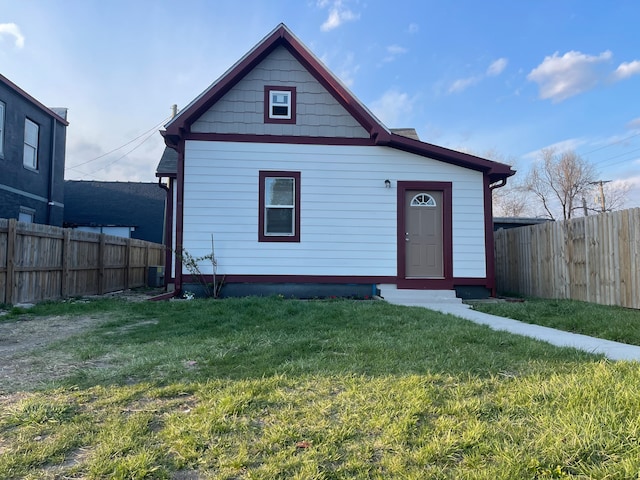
left=65, top=115, right=171, bottom=170
left=71, top=126, right=161, bottom=179
left=579, top=130, right=640, bottom=159
left=591, top=145, right=640, bottom=168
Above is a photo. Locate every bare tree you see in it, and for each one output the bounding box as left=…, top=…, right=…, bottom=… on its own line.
left=585, top=179, right=630, bottom=214
left=492, top=177, right=532, bottom=217
left=525, top=148, right=596, bottom=220
left=470, top=148, right=533, bottom=217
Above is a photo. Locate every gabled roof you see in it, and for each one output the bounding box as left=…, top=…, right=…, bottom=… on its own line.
left=63, top=181, right=166, bottom=243
left=0, top=73, right=69, bottom=126
left=160, top=23, right=514, bottom=183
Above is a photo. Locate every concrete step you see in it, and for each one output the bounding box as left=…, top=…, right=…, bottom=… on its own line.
left=378, top=284, right=463, bottom=304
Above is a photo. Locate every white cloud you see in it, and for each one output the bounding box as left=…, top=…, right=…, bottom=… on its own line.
left=612, top=60, right=640, bottom=81
left=381, top=44, right=407, bottom=64
left=370, top=89, right=413, bottom=127
left=448, top=57, right=508, bottom=94
left=387, top=45, right=407, bottom=55
left=335, top=51, right=359, bottom=87
left=318, top=0, right=360, bottom=32
left=527, top=50, right=612, bottom=102
left=627, top=118, right=640, bottom=130
left=487, top=57, right=508, bottom=76
left=448, top=76, right=481, bottom=93
left=523, top=137, right=587, bottom=161
left=0, top=23, right=25, bottom=48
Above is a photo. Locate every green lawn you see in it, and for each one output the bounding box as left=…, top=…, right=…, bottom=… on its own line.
left=2, top=297, right=640, bottom=479
left=472, top=297, right=640, bottom=346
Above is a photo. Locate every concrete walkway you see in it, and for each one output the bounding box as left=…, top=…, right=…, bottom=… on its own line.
left=379, top=285, right=640, bottom=361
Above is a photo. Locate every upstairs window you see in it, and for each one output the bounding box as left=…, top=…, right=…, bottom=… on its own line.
left=23, top=118, right=39, bottom=170
left=259, top=171, right=301, bottom=242
left=0, top=101, right=4, bottom=156
left=264, top=86, right=296, bottom=124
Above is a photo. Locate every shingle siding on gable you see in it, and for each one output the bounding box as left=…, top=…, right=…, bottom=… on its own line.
left=191, top=46, right=369, bottom=138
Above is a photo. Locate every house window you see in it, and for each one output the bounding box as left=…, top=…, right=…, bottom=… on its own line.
left=18, top=207, right=35, bottom=223
left=264, top=86, right=296, bottom=124
left=23, top=118, right=39, bottom=170
left=258, top=171, right=301, bottom=242
left=0, top=101, right=5, bottom=157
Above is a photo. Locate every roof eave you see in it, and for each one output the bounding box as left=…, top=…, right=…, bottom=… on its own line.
left=382, top=133, right=515, bottom=182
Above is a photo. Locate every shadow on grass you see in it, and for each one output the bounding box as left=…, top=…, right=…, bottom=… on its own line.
left=28, top=296, right=601, bottom=391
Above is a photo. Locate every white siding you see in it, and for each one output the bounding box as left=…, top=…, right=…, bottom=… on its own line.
left=182, top=141, right=487, bottom=278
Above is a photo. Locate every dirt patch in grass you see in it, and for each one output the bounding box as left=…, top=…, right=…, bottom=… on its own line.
left=0, top=289, right=163, bottom=394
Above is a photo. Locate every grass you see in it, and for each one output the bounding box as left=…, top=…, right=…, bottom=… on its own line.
left=2, top=296, right=640, bottom=478
left=472, top=297, right=640, bottom=346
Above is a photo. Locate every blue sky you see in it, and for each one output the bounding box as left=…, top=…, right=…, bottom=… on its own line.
left=1, top=0, right=639, bottom=210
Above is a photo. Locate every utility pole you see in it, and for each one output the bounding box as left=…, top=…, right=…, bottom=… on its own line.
left=589, top=180, right=611, bottom=213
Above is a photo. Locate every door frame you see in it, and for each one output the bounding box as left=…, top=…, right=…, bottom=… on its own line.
left=396, top=181, right=453, bottom=289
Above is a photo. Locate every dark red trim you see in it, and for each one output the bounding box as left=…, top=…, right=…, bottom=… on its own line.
left=183, top=274, right=396, bottom=284
left=181, top=274, right=488, bottom=287
left=279, top=37, right=384, bottom=139
left=385, top=133, right=514, bottom=183
left=175, top=140, right=185, bottom=292
left=264, top=85, right=296, bottom=124
left=184, top=132, right=376, bottom=146
left=148, top=291, right=179, bottom=301
left=397, top=181, right=453, bottom=289
left=162, top=178, right=174, bottom=285
left=483, top=173, right=497, bottom=295
left=258, top=171, right=301, bottom=242
left=453, top=277, right=491, bottom=286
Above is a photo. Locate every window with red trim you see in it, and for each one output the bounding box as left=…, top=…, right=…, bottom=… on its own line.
left=259, top=171, right=300, bottom=242
left=264, top=86, right=296, bottom=124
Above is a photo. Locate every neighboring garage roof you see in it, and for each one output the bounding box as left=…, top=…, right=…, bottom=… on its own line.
left=63, top=181, right=166, bottom=244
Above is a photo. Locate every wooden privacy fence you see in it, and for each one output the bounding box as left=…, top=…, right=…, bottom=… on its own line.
left=494, top=208, right=640, bottom=309
left=0, top=218, right=165, bottom=305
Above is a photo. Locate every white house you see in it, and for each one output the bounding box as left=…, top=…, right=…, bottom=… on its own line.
left=157, top=24, right=514, bottom=298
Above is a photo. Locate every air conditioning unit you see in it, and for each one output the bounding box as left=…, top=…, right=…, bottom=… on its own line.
left=147, top=266, right=165, bottom=287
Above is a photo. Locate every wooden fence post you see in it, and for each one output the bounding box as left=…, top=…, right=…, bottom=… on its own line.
left=145, top=244, right=150, bottom=286
left=98, top=234, right=106, bottom=295
left=61, top=229, right=71, bottom=298
left=124, top=238, right=131, bottom=290
left=6, top=219, right=16, bottom=304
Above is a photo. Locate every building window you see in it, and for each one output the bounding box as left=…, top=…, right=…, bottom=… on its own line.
left=18, top=207, right=35, bottom=223
left=23, top=118, right=39, bottom=169
left=0, top=101, right=5, bottom=157
left=264, top=86, right=296, bottom=124
left=258, top=171, right=301, bottom=242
